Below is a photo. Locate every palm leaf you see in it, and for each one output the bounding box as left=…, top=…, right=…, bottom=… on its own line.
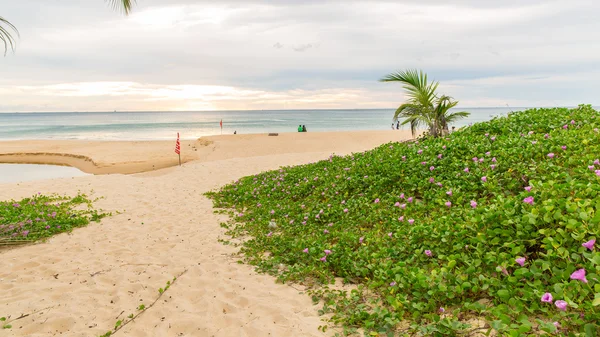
left=106, top=0, right=136, bottom=15
left=0, top=16, right=19, bottom=56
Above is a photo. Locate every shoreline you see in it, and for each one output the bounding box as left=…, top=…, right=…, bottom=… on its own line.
left=0, top=130, right=416, bottom=175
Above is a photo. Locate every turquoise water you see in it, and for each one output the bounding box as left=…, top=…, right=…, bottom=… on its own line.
left=0, top=108, right=524, bottom=140
left=0, top=164, right=89, bottom=184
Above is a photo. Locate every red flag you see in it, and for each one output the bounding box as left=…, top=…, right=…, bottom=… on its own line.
left=175, top=132, right=181, bottom=155
left=220, top=119, right=223, bottom=129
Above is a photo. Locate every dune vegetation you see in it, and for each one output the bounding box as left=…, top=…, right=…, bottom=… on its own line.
left=207, top=105, right=600, bottom=336
left=0, top=193, right=108, bottom=247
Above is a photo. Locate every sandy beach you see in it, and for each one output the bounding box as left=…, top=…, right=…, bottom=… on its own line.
left=0, top=130, right=413, bottom=337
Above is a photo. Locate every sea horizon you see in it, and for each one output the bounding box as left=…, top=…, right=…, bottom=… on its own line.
left=0, top=106, right=596, bottom=141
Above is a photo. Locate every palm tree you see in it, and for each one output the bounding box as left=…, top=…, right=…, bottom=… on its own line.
left=380, top=69, right=469, bottom=138
left=1, top=0, right=135, bottom=56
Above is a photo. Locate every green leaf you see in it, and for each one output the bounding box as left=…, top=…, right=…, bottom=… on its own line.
left=497, top=290, right=510, bottom=299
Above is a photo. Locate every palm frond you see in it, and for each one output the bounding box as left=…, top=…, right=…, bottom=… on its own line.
left=0, top=16, right=19, bottom=56
left=106, top=0, right=136, bottom=15
left=444, top=111, right=470, bottom=123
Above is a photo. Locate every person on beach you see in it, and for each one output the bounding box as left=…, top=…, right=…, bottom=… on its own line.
left=451, top=126, right=456, bottom=133
left=298, top=125, right=303, bottom=132
left=234, top=131, right=237, bottom=134
left=302, top=125, right=307, bottom=132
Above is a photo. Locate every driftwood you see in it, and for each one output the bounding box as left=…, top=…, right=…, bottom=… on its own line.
left=268, top=133, right=279, bottom=136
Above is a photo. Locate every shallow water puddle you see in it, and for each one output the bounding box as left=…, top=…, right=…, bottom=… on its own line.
left=0, top=164, right=89, bottom=184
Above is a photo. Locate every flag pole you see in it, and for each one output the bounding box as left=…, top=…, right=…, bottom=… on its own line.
left=175, top=132, right=181, bottom=166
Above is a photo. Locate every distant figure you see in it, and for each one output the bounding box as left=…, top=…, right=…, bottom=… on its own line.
left=451, top=126, right=456, bottom=133
left=391, top=123, right=395, bottom=130
left=298, top=125, right=303, bottom=132
left=302, top=125, right=307, bottom=132
left=396, top=121, right=400, bottom=130
left=234, top=131, right=237, bottom=134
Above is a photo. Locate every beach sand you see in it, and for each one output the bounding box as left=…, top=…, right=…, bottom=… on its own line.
left=0, top=130, right=413, bottom=337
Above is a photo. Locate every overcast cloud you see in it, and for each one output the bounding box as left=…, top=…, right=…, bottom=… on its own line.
left=0, top=0, right=598, bottom=112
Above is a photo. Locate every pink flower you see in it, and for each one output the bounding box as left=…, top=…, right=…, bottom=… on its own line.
left=442, top=145, right=447, bottom=149
left=479, top=158, right=484, bottom=163
left=490, top=136, right=496, bottom=141
left=359, top=237, right=364, bottom=244
left=531, top=141, right=537, bottom=145
left=481, top=176, right=487, bottom=182
left=470, top=200, right=477, bottom=208
left=445, top=201, right=452, bottom=207
left=555, top=300, right=567, bottom=311
left=407, top=197, right=413, bottom=203
left=490, top=164, right=496, bottom=170
left=472, top=157, right=478, bottom=162
left=400, top=203, right=406, bottom=209
left=402, top=156, right=406, bottom=161
left=541, top=293, right=553, bottom=303
left=439, top=307, right=445, bottom=313
left=408, top=219, right=415, bottom=225
left=515, top=257, right=526, bottom=266
left=421, top=161, right=427, bottom=165
left=547, top=153, right=555, bottom=158
left=343, top=208, right=348, bottom=213
left=398, top=216, right=404, bottom=222
left=464, top=167, right=469, bottom=173
left=430, top=166, right=435, bottom=171
left=446, top=190, right=452, bottom=196
left=323, top=229, right=330, bottom=234
left=267, top=232, right=273, bottom=237
left=394, top=202, right=401, bottom=207
left=399, top=193, right=405, bottom=199
left=320, top=256, right=327, bottom=262
left=429, top=177, right=435, bottom=183
left=582, top=239, right=595, bottom=250
left=485, top=151, right=491, bottom=156
left=425, top=250, right=432, bottom=256
left=270, top=210, right=275, bottom=215
left=417, top=150, right=423, bottom=154
left=390, top=281, right=397, bottom=286
left=571, top=119, right=575, bottom=125
left=563, top=124, right=568, bottom=129
left=388, top=232, right=393, bottom=238
left=561, top=146, right=567, bottom=150
left=524, top=186, right=532, bottom=192
left=544, top=133, right=549, bottom=139
left=589, top=165, right=596, bottom=171
left=437, top=154, right=442, bottom=159
left=324, top=249, right=332, bottom=255
left=553, top=322, right=560, bottom=329
left=523, top=196, right=534, bottom=205
left=303, top=248, right=309, bottom=253
left=570, top=269, right=588, bottom=283
left=594, top=159, right=600, bottom=165
left=596, top=170, right=600, bottom=176
left=374, top=198, right=380, bottom=203
left=492, top=157, right=497, bottom=162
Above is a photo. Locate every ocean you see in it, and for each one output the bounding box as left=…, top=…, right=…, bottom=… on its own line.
left=0, top=107, right=527, bottom=141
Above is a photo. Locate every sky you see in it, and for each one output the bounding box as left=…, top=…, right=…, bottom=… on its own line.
left=0, top=0, right=599, bottom=112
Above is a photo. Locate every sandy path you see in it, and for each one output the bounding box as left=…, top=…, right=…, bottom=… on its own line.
left=0, top=131, right=414, bottom=336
